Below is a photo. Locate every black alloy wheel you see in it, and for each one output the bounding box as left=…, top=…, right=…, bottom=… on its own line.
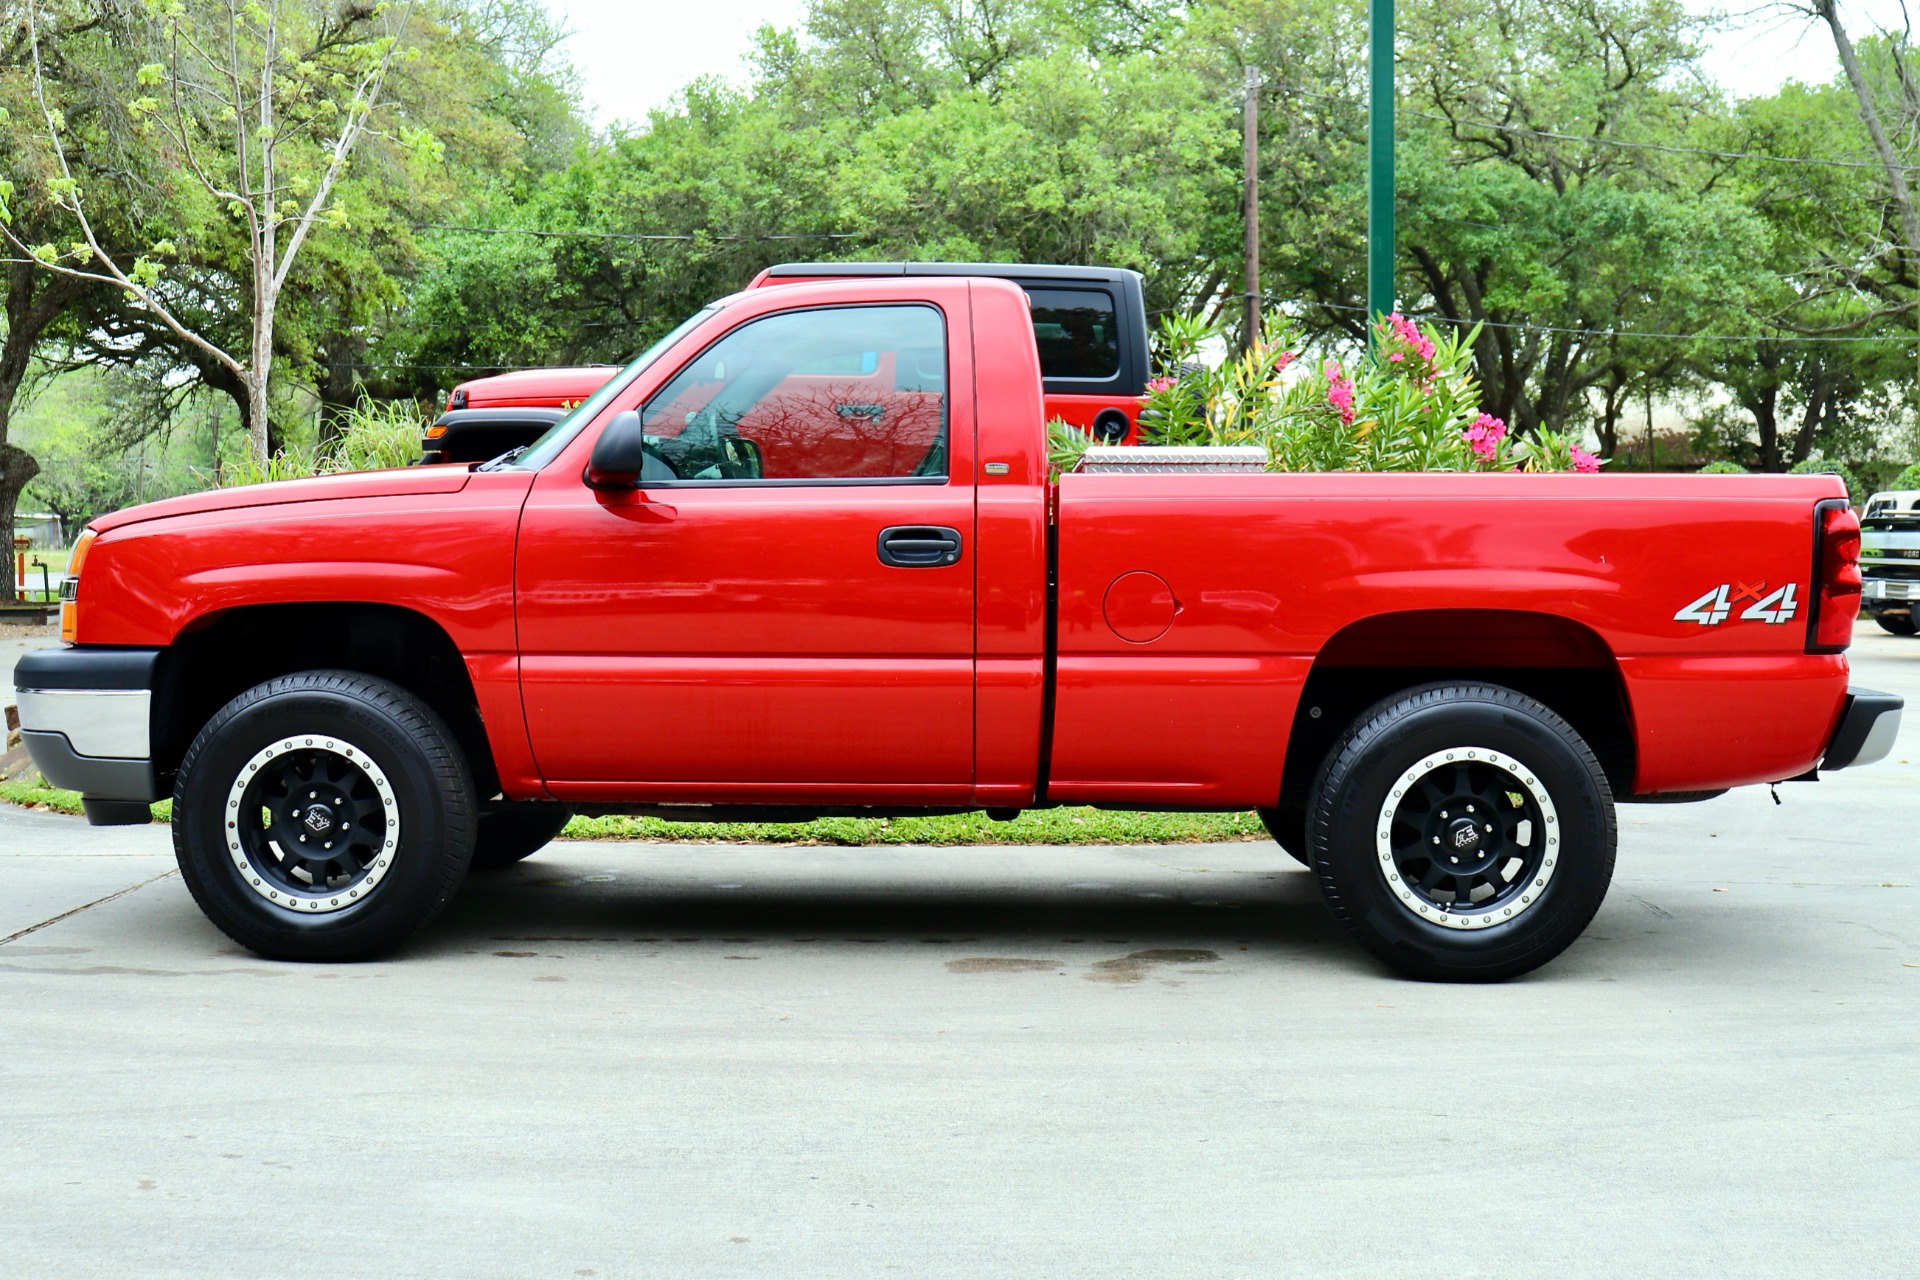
left=173, top=670, right=476, bottom=961
left=1307, top=682, right=1616, bottom=982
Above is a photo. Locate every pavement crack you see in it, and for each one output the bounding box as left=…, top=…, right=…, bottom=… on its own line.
left=0, top=869, right=179, bottom=946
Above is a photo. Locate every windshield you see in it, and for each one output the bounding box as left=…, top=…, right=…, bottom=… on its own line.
left=511, top=307, right=718, bottom=471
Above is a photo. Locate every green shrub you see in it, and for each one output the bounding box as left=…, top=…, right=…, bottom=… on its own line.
left=1047, top=416, right=1096, bottom=474
left=1892, top=462, right=1920, bottom=492
left=1698, top=460, right=1749, bottom=475
left=327, top=397, right=423, bottom=473
left=219, top=396, right=426, bottom=487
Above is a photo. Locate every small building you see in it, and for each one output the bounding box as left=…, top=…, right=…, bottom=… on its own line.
left=13, top=513, right=64, bottom=548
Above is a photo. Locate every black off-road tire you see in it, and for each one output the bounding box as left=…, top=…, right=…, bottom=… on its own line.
left=1874, top=612, right=1917, bottom=636
left=172, top=670, right=477, bottom=961
left=1307, top=682, right=1615, bottom=983
left=469, top=805, right=574, bottom=871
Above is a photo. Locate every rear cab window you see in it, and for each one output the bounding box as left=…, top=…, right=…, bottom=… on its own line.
left=1026, top=287, right=1120, bottom=382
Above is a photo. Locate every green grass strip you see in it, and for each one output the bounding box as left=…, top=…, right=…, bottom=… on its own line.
left=0, top=771, right=1265, bottom=845
left=0, top=775, right=171, bottom=822
left=559, top=808, right=1269, bottom=845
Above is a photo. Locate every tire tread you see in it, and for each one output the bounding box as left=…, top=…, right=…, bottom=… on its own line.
left=172, top=669, right=476, bottom=960
left=1306, top=681, right=1616, bottom=982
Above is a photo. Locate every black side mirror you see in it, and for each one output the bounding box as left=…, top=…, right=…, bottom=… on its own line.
left=585, top=410, right=672, bottom=490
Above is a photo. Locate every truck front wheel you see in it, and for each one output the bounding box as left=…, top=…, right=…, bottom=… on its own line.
left=1307, top=682, right=1615, bottom=982
left=1874, top=612, right=1917, bottom=636
left=172, top=671, right=477, bottom=961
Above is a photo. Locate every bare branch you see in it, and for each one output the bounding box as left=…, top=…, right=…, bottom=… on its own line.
left=18, top=1, right=245, bottom=380
left=272, top=4, right=415, bottom=295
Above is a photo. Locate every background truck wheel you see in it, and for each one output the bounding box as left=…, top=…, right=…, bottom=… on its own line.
left=172, top=671, right=477, bottom=961
left=1257, top=804, right=1310, bottom=866
left=1874, top=612, right=1917, bottom=636
left=470, top=806, right=574, bottom=871
left=1306, top=682, right=1616, bottom=983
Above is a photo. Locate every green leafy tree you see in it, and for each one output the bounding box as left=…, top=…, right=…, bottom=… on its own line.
left=0, top=0, right=162, bottom=540
left=2, top=0, right=416, bottom=464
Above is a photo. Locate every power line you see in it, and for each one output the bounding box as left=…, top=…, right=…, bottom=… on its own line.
left=1283, top=295, right=1913, bottom=342
left=1269, top=81, right=1920, bottom=173
left=412, top=224, right=866, bottom=243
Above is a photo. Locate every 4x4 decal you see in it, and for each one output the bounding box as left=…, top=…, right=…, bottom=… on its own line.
left=1674, top=581, right=1799, bottom=627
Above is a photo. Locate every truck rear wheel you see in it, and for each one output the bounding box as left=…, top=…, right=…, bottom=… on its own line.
left=1306, top=682, right=1615, bottom=982
left=172, top=671, right=477, bottom=961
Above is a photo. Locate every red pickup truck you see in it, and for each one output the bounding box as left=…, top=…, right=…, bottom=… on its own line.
left=13, top=277, right=1900, bottom=981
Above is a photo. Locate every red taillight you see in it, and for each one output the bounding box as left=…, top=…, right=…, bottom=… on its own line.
left=1808, top=498, right=1862, bottom=653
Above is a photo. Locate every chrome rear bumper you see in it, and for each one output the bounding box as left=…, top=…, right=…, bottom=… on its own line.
left=1823, top=687, right=1903, bottom=771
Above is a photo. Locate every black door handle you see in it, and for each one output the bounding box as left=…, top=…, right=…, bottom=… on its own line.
left=877, top=525, right=963, bottom=567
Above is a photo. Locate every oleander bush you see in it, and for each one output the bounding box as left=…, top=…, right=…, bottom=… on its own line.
left=1138, top=309, right=1602, bottom=474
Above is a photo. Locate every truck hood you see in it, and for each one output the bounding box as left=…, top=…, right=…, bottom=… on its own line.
left=89, top=468, right=473, bottom=534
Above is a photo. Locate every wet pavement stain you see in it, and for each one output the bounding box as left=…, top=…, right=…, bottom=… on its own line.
left=1084, top=948, right=1221, bottom=984
left=0, top=962, right=286, bottom=978
left=493, top=950, right=537, bottom=958
left=946, top=957, right=1065, bottom=974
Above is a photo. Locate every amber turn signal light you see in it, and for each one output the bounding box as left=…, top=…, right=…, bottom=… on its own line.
left=59, top=528, right=97, bottom=643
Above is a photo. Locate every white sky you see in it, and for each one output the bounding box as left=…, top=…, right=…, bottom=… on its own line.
left=546, top=0, right=1920, bottom=129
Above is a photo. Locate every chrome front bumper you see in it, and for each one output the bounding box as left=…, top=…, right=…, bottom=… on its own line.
left=13, top=647, right=162, bottom=824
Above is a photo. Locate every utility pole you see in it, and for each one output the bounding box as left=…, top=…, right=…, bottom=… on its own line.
left=1367, top=0, right=1396, bottom=335
left=1645, top=385, right=1656, bottom=472
left=1243, top=65, right=1261, bottom=350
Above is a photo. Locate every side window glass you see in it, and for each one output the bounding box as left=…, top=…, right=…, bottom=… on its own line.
left=1026, top=287, right=1119, bottom=380
left=640, top=305, right=947, bottom=481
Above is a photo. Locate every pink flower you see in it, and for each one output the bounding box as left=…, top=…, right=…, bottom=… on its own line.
left=1462, top=412, right=1507, bottom=462
left=1145, top=376, right=1177, bottom=394
left=1570, top=446, right=1601, bottom=474
left=1387, top=352, right=1403, bottom=363
left=1324, top=362, right=1356, bottom=424
left=1274, top=351, right=1296, bottom=371
left=1388, top=312, right=1437, bottom=364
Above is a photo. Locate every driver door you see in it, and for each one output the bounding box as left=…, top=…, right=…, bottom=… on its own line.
left=514, top=300, right=976, bottom=803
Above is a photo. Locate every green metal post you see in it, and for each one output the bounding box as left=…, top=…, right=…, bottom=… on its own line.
left=1367, top=0, right=1396, bottom=338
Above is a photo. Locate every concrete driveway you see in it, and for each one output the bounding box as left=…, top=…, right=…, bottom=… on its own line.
left=2, top=626, right=1916, bottom=1277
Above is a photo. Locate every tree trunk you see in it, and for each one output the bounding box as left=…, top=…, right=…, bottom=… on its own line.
left=1817, top=2, right=1920, bottom=272
left=1752, top=387, right=1781, bottom=471
left=0, top=267, right=88, bottom=544
left=245, top=374, right=271, bottom=464
left=1789, top=369, right=1832, bottom=465
left=0, top=440, right=38, bottom=551
left=247, top=281, right=275, bottom=465
left=315, top=332, right=367, bottom=451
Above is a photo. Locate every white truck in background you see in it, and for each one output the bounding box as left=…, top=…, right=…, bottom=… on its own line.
left=1861, top=490, right=1920, bottom=634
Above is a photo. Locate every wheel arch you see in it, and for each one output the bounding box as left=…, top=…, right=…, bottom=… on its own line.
left=1277, top=609, right=1637, bottom=814
left=151, top=602, right=499, bottom=798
